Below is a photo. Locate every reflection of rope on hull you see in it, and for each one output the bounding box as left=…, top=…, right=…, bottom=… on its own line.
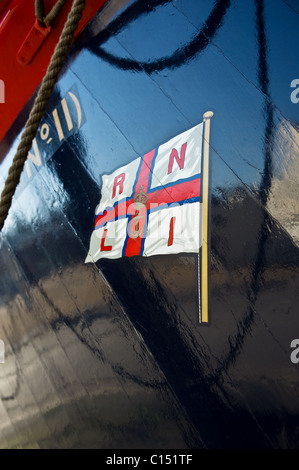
left=215, top=0, right=276, bottom=377
left=89, top=0, right=231, bottom=73
left=251, top=0, right=274, bottom=296
left=90, top=0, right=278, bottom=386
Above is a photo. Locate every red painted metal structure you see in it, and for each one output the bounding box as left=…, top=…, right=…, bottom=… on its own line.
left=0, top=0, right=108, bottom=149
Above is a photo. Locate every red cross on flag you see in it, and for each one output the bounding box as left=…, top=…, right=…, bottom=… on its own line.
left=85, top=112, right=213, bottom=322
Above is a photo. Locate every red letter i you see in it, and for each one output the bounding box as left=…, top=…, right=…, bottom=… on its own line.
left=168, top=217, right=176, bottom=246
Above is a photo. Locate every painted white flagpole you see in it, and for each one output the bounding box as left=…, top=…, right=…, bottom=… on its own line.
left=199, top=111, right=213, bottom=323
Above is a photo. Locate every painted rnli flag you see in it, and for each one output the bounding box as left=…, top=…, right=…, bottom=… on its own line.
left=85, top=122, right=204, bottom=263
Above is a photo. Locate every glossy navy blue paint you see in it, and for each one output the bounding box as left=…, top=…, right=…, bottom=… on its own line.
left=0, top=0, right=298, bottom=448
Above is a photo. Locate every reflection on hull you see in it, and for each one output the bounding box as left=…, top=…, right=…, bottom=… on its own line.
left=0, top=0, right=298, bottom=449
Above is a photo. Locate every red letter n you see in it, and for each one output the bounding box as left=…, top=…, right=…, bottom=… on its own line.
left=168, top=142, right=187, bottom=174
left=112, top=173, right=125, bottom=198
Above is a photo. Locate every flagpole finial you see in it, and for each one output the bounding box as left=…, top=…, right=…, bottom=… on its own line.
left=203, top=111, right=214, bottom=121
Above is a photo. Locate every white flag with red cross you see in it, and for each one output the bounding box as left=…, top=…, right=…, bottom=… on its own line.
left=85, top=113, right=213, bottom=322
left=86, top=122, right=204, bottom=261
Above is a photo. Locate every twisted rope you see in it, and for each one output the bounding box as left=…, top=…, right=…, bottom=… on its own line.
left=0, top=0, right=86, bottom=231
left=35, top=0, right=45, bottom=23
